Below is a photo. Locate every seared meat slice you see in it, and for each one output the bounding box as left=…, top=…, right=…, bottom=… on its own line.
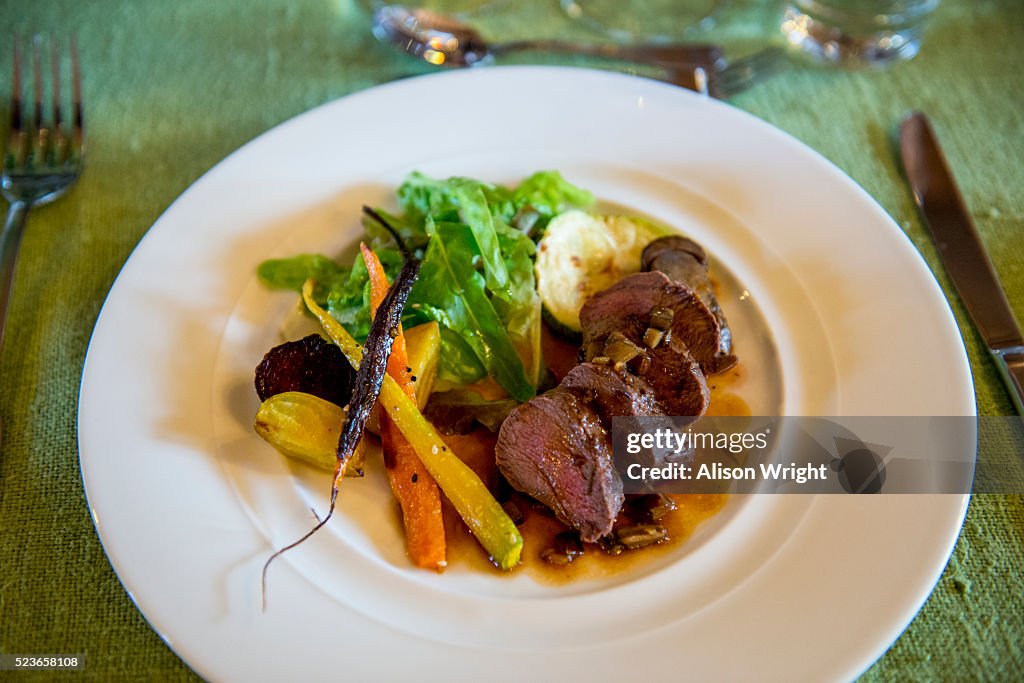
left=497, top=239, right=738, bottom=540
left=561, top=362, right=665, bottom=419
left=255, top=334, right=355, bottom=407
left=580, top=270, right=736, bottom=378
left=642, top=235, right=732, bottom=358
left=641, top=234, right=708, bottom=268
left=638, top=342, right=710, bottom=418
left=562, top=362, right=697, bottom=471
left=496, top=388, right=623, bottom=542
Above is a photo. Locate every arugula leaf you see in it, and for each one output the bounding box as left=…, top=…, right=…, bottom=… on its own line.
left=259, top=249, right=405, bottom=341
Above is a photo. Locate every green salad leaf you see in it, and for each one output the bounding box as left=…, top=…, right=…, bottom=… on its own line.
left=435, top=327, right=487, bottom=386
left=258, top=254, right=347, bottom=293
left=258, top=170, right=592, bottom=400
left=512, top=170, right=595, bottom=220
left=411, top=221, right=533, bottom=401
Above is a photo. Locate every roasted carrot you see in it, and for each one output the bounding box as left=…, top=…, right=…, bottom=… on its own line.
left=263, top=230, right=421, bottom=608
left=304, top=280, right=522, bottom=569
left=362, top=243, right=447, bottom=571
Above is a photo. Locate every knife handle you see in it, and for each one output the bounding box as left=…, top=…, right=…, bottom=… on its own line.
left=991, top=347, right=1024, bottom=416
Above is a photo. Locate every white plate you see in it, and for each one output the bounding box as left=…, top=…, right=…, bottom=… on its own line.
left=78, top=67, right=973, bottom=682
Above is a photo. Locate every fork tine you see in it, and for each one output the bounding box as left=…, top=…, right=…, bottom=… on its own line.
left=70, top=34, right=84, bottom=154
left=32, top=35, right=48, bottom=162
left=48, top=36, right=63, bottom=160
left=710, top=47, right=787, bottom=99
left=7, top=37, right=27, bottom=165
left=31, top=36, right=42, bottom=129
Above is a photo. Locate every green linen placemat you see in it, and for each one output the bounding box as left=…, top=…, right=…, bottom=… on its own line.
left=0, top=0, right=1020, bottom=680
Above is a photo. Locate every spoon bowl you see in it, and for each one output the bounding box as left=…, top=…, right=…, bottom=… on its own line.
left=371, top=5, right=725, bottom=70
left=372, top=6, right=492, bottom=67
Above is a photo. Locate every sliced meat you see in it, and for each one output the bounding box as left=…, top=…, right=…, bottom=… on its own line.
left=255, top=334, right=355, bottom=407
left=642, top=235, right=732, bottom=359
left=561, top=362, right=665, bottom=419
left=639, top=342, right=710, bottom=418
left=496, top=240, right=739, bottom=540
left=580, top=270, right=736, bottom=377
left=496, top=388, right=623, bottom=542
left=641, top=235, right=708, bottom=270
left=563, top=363, right=698, bottom=470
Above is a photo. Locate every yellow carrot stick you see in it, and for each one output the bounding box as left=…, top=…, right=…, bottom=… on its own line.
left=302, top=280, right=522, bottom=569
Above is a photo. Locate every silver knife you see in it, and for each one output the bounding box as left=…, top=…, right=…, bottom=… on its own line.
left=900, top=111, right=1024, bottom=415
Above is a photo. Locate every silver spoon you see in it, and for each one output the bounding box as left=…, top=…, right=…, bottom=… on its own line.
left=372, top=5, right=724, bottom=70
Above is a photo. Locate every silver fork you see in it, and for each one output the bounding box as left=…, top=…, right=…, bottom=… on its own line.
left=1, top=36, right=84, bottom=353
left=671, top=47, right=789, bottom=99
left=0, top=36, right=84, bottom=445
left=709, top=47, right=789, bottom=99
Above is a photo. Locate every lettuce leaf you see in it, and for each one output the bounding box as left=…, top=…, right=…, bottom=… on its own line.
left=399, top=174, right=511, bottom=300
left=410, top=221, right=534, bottom=402
left=435, top=326, right=487, bottom=386
left=257, top=254, right=347, bottom=295
left=398, top=172, right=515, bottom=225
left=512, top=170, right=594, bottom=221
left=257, top=170, right=592, bottom=401
left=398, top=169, right=592, bottom=230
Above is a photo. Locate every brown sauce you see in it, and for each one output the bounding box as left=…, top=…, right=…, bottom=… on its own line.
left=438, top=326, right=748, bottom=583
left=706, top=362, right=750, bottom=417
left=540, top=325, right=579, bottom=383
left=446, top=489, right=728, bottom=584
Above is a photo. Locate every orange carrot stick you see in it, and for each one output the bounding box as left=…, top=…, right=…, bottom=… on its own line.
left=361, top=243, right=446, bottom=570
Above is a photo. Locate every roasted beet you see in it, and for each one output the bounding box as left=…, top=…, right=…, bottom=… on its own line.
left=254, top=334, right=355, bottom=407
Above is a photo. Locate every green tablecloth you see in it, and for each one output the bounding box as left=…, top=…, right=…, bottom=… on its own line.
left=0, top=0, right=1021, bottom=679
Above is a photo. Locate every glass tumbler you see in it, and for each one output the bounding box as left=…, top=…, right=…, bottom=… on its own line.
left=781, top=0, right=940, bottom=67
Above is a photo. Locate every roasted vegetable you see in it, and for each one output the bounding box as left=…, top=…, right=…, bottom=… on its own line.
left=380, top=375, right=523, bottom=569
left=262, top=213, right=423, bottom=597
left=254, top=334, right=355, bottom=407
left=302, top=281, right=523, bottom=570
left=328, top=212, right=422, bottom=490
left=403, top=321, right=441, bottom=410
left=254, top=392, right=365, bottom=477
left=258, top=171, right=592, bottom=400
left=255, top=392, right=342, bottom=469
left=536, top=211, right=669, bottom=336
left=363, top=243, right=447, bottom=571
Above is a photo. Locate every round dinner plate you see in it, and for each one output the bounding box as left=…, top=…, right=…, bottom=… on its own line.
left=78, top=67, right=973, bottom=682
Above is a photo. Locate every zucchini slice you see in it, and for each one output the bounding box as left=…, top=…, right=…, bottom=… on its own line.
left=535, top=210, right=670, bottom=336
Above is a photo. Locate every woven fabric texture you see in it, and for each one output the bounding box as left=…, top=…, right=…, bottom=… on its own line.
left=0, top=0, right=1020, bottom=680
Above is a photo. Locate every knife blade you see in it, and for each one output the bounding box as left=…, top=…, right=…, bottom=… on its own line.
left=899, top=111, right=1024, bottom=415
